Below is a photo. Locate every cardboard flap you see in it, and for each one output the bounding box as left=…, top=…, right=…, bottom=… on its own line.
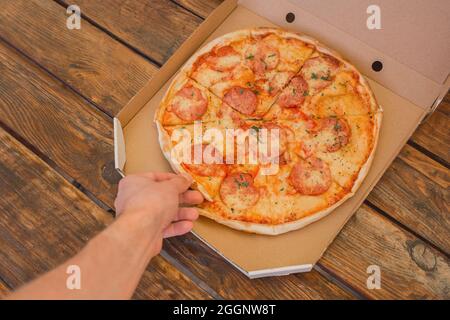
left=239, top=0, right=447, bottom=110
left=113, top=117, right=126, bottom=176
left=290, top=0, right=450, bottom=84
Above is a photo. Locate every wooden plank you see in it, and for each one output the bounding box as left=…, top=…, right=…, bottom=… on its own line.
left=410, top=107, right=450, bottom=164
left=0, top=39, right=118, bottom=207
left=59, top=0, right=203, bottom=65
left=164, top=234, right=354, bottom=299
left=0, top=126, right=112, bottom=288
left=368, top=144, right=450, bottom=254
left=0, top=126, right=209, bottom=299
left=0, top=0, right=157, bottom=116
left=319, top=204, right=450, bottom=299
left=172, top=0, right=224, bottom=19
left=0, top=279, right=10, bottom=298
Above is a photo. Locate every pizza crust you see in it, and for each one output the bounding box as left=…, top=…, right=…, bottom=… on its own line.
left=155, top=27, right=382, bottom=235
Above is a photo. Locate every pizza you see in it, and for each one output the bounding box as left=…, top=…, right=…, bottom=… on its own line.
left=156, top=28, right=382, bottom=235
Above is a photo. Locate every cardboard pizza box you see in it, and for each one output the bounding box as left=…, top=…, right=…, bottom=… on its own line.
left=114, top=0, right=450, bottom=278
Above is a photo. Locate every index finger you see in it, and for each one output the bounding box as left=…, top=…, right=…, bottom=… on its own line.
left=139, top=172, right=178, bottom=181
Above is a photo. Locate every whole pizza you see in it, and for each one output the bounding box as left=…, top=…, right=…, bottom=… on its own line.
left=155, top=28, right=382, bottom=235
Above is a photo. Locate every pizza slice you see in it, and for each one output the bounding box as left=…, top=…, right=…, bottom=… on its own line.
left=183, top=29, right=314, bottom=119
left=262, top=50, right=343, bottom=121
left=247, top=28, right=315, bottom=95
left=264, top=64, right=379, bottom=121
left=264, top=162, right=349, bottom=231
left=157, top=121, right=230, bottom=200
left=288, top=113, right=382, bottom=191
left=198, top=166, right=277, bottom=232
left=156, top=73, right=223, bottom=125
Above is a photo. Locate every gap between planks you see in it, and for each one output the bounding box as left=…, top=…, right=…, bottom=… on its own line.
left=53, top=0, right=163, bottom=68
left=365, top=200, right=450, bottom=259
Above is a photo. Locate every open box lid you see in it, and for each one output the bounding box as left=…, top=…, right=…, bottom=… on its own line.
left=114, top=0, right=450, bottom=278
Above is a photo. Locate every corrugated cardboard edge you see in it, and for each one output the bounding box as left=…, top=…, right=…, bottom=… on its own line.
left=113, top=117, right=126, bottom=177
left=425, top=73, right=450, bottom=122
left=191, top=230, right=312, bottom=278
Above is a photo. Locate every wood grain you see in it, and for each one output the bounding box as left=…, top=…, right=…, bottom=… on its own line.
left=172, top=0, right=224, bottom=18
left=0, top=279, right=10, bottom=298
left=0, top=126, right=111, bottom=288
left=164, top=234, right=354, bottom=299
left=0, top=0, right=157, bottom=116
left=368, top=144, right=450, bottom=254
left=133, top=257, right=211, bottom=299
left=60, top=0, right=203, bottom=65
left=410, top=107, right=450, bottom=164
left=0, top=40, right=118, bottom=207
left=319, top=204, right=450, bottom=299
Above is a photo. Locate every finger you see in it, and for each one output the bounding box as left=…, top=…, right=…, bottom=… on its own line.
left=179, top=190, right=204, bottom=205
left=139, top=172, right=178, bottom=181
left=163, top=220, right=194, bottom=238
left=165, top=173, right=193, bottom=193
left=176, top=207, right=199, bottom=221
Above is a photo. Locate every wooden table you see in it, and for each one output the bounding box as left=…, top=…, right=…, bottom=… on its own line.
left=0, top=0, right=448, bottom=300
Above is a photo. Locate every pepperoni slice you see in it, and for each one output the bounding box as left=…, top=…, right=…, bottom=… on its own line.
left=223, top=86, right=258, bottom=115
left=209, top=45, right=241, bottom=72
left=170, top=85, right=208, bottom=121
left=301, top=55, right=340, bottom=92
left=245, top=42, right=280, bottom=76
left=220, top=173, right=260, bottom=210
left=277, top=76, right=309, bottom=108
left=289, top=157, right=332, bottom=195
left=184, top=144, right=226, bottom=177
left=315, top=118, right=351, bottom=152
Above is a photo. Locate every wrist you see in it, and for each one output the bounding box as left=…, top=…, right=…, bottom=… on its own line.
left=107, top=210, right=163, bottom=257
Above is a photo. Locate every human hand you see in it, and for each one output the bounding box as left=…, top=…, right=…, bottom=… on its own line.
left=114, top=172, right=203, bottom=242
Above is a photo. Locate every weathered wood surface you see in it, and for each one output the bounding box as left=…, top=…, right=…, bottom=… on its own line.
left=0, top=0, right=448, bottom=299
left=0, top=280, right=10, bottom=298
left=0, top=40, right=118, bottom=207
left=0, top=126, right=210, bottom=299
left=0, top=0, right=157, bottom=116
left=172, top=0, right=224, bottom=18
left=59, top=0, right=203, bottom=66
left=319, top=205, right=450, bottom=299
left=0, top=126, right=110, bottom=288
left=410, top=107, right=450, bottom=165
left=368, top=144, right=450, bottom=254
